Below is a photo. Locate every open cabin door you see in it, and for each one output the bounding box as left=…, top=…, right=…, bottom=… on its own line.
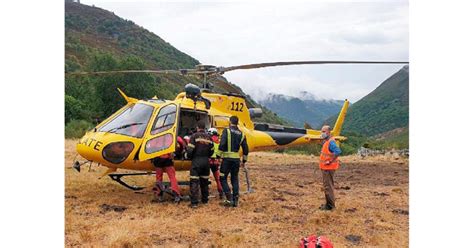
left=139, top=103, right=180, bottom=161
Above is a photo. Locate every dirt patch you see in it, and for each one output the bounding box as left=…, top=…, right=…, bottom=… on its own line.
left=344, top=208, right=357, bottom=213
left=373, top=191, right=390, bottom=196
left=99, top=204, right=127, bottom=213
left=393, top=209, right=409, bottom=215
left=65, top=140, right=409, bottom=247
left=345, top=234, right=362, bottom=244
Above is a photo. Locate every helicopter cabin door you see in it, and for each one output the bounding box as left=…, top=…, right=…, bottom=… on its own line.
left=139, top=103, right=180, bottom=161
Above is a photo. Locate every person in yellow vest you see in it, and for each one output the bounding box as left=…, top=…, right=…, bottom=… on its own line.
left=319, top=125, right=341, bottom=211
left=218, top=116, right=249, bottom=207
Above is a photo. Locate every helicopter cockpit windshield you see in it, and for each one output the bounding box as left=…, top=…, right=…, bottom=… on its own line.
left=98, top=103, right=154, bottom=138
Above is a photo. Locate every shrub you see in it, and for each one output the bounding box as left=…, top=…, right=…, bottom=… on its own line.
left=65, top=95, right=91, bottom=123
left=65, top=120, right=94, bottom=138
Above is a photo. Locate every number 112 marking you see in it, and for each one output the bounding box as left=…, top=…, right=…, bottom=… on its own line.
left=230, top=102, right=244, bottom=112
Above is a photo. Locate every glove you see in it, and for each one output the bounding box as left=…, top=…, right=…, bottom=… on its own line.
left=242, top=155, right=248, bottom=165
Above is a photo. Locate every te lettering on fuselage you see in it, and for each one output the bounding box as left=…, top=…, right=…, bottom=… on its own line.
left=80, top=138, right=103, bottom=151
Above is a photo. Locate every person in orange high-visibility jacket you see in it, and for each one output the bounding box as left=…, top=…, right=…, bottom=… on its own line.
left=319, top=125, right=341, bottom=211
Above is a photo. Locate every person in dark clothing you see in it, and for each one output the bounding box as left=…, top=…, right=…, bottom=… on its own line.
left=186, top=120, right=214, bottom=208
left=218, top=116, right=249, bottom=207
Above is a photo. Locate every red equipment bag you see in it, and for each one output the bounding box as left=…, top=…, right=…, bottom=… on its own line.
left=299, top=235, right=333, bottom=248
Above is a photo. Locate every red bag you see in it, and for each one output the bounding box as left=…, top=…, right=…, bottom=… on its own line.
left=299, top=235, right=333, bottom=248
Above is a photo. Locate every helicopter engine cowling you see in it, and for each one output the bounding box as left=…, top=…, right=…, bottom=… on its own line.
left=249, top=108, right=263, bottom=118
left=185, top=83, right=201, bottom=100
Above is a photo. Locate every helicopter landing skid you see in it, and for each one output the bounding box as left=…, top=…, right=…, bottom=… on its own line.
left=155, top=181, right=190, bottom=199
left=108, top=173, right=190, bottom=192
left=109, top=173, right=151, bottom=191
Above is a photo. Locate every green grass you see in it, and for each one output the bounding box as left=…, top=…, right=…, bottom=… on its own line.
left=368, top=128, right=409, bottom=150
left=280, top=129, right=408, bottom=156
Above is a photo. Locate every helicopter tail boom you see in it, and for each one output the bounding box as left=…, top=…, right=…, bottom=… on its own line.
left=248, top=99, right=350, bottom=151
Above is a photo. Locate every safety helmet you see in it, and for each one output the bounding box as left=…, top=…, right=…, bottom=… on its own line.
left=208, top=127, right=218, bottom=136
left=183, top=135, right=191, bottom=143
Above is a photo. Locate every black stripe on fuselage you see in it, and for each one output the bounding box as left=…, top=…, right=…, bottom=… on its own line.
left=264, top=131, right=305, bottom=146
left=254, top=123, right=307, bottom=134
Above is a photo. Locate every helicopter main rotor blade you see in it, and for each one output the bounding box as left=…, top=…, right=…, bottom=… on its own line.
left=221, top=60, right=409, bottom=73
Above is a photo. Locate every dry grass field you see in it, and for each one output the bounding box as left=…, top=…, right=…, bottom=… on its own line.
left=65, top=139, right=409, bottom=247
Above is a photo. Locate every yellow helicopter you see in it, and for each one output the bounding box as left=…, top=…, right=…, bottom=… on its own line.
left=68, top=60, right=408, bottom=190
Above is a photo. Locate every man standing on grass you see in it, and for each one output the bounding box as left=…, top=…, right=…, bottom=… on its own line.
left=319, top=125, right=341, bottom=211
left=186, top=120, right=214, bottom=208
left=219, top=116, right=249, bottom=207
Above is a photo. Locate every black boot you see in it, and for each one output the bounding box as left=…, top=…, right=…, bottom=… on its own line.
left=199, top=177, right=209, bottom=204
left=221, top=192, right=233, bottom=206
left=171, top=191, right=181, bottom=204
left=319, top=203, right=333, bottom=211
left=151, top=190, right=164, bottom=203
left=151, top=182, right=165, bottom=203
left=232, top=195, right=239, bottom=207
left=190, top=179, right=200, bottom=207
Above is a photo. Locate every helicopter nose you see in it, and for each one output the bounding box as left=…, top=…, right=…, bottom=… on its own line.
left=77, top=132, right=137, bottom=165
left=76, top=133, right=105, bottom=162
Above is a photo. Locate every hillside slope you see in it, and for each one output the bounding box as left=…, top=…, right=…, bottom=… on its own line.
left=325, top=66, right=409, bottom=136
left=65, top=2, right=198, bottom=71
left=65, top=2, right=287, bottom=128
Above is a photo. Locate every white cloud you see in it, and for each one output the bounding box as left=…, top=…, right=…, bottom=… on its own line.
left=80, top=0, right=408, bottom=102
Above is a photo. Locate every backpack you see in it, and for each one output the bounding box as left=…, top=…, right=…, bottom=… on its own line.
left=299, top=235, right=333, bottom=248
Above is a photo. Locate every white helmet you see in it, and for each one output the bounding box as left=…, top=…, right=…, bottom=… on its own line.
left=208, top=127, right=218, bottom=135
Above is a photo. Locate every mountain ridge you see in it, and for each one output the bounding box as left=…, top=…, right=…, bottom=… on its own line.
left=65, top=2, right=199, bottom=71
left=259, top=93, right=344, bottom=128
left=324, top=65, right=409, bottom=136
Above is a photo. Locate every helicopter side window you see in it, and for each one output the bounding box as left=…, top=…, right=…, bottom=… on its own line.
left=177, top=109, right=210, bottom=137
left=151, top=104, right=177, bottom=135
left=98, top=103, right=154, bottom=138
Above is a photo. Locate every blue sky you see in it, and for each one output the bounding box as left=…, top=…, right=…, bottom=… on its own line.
left=80, top=0, right=408, bottom=102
